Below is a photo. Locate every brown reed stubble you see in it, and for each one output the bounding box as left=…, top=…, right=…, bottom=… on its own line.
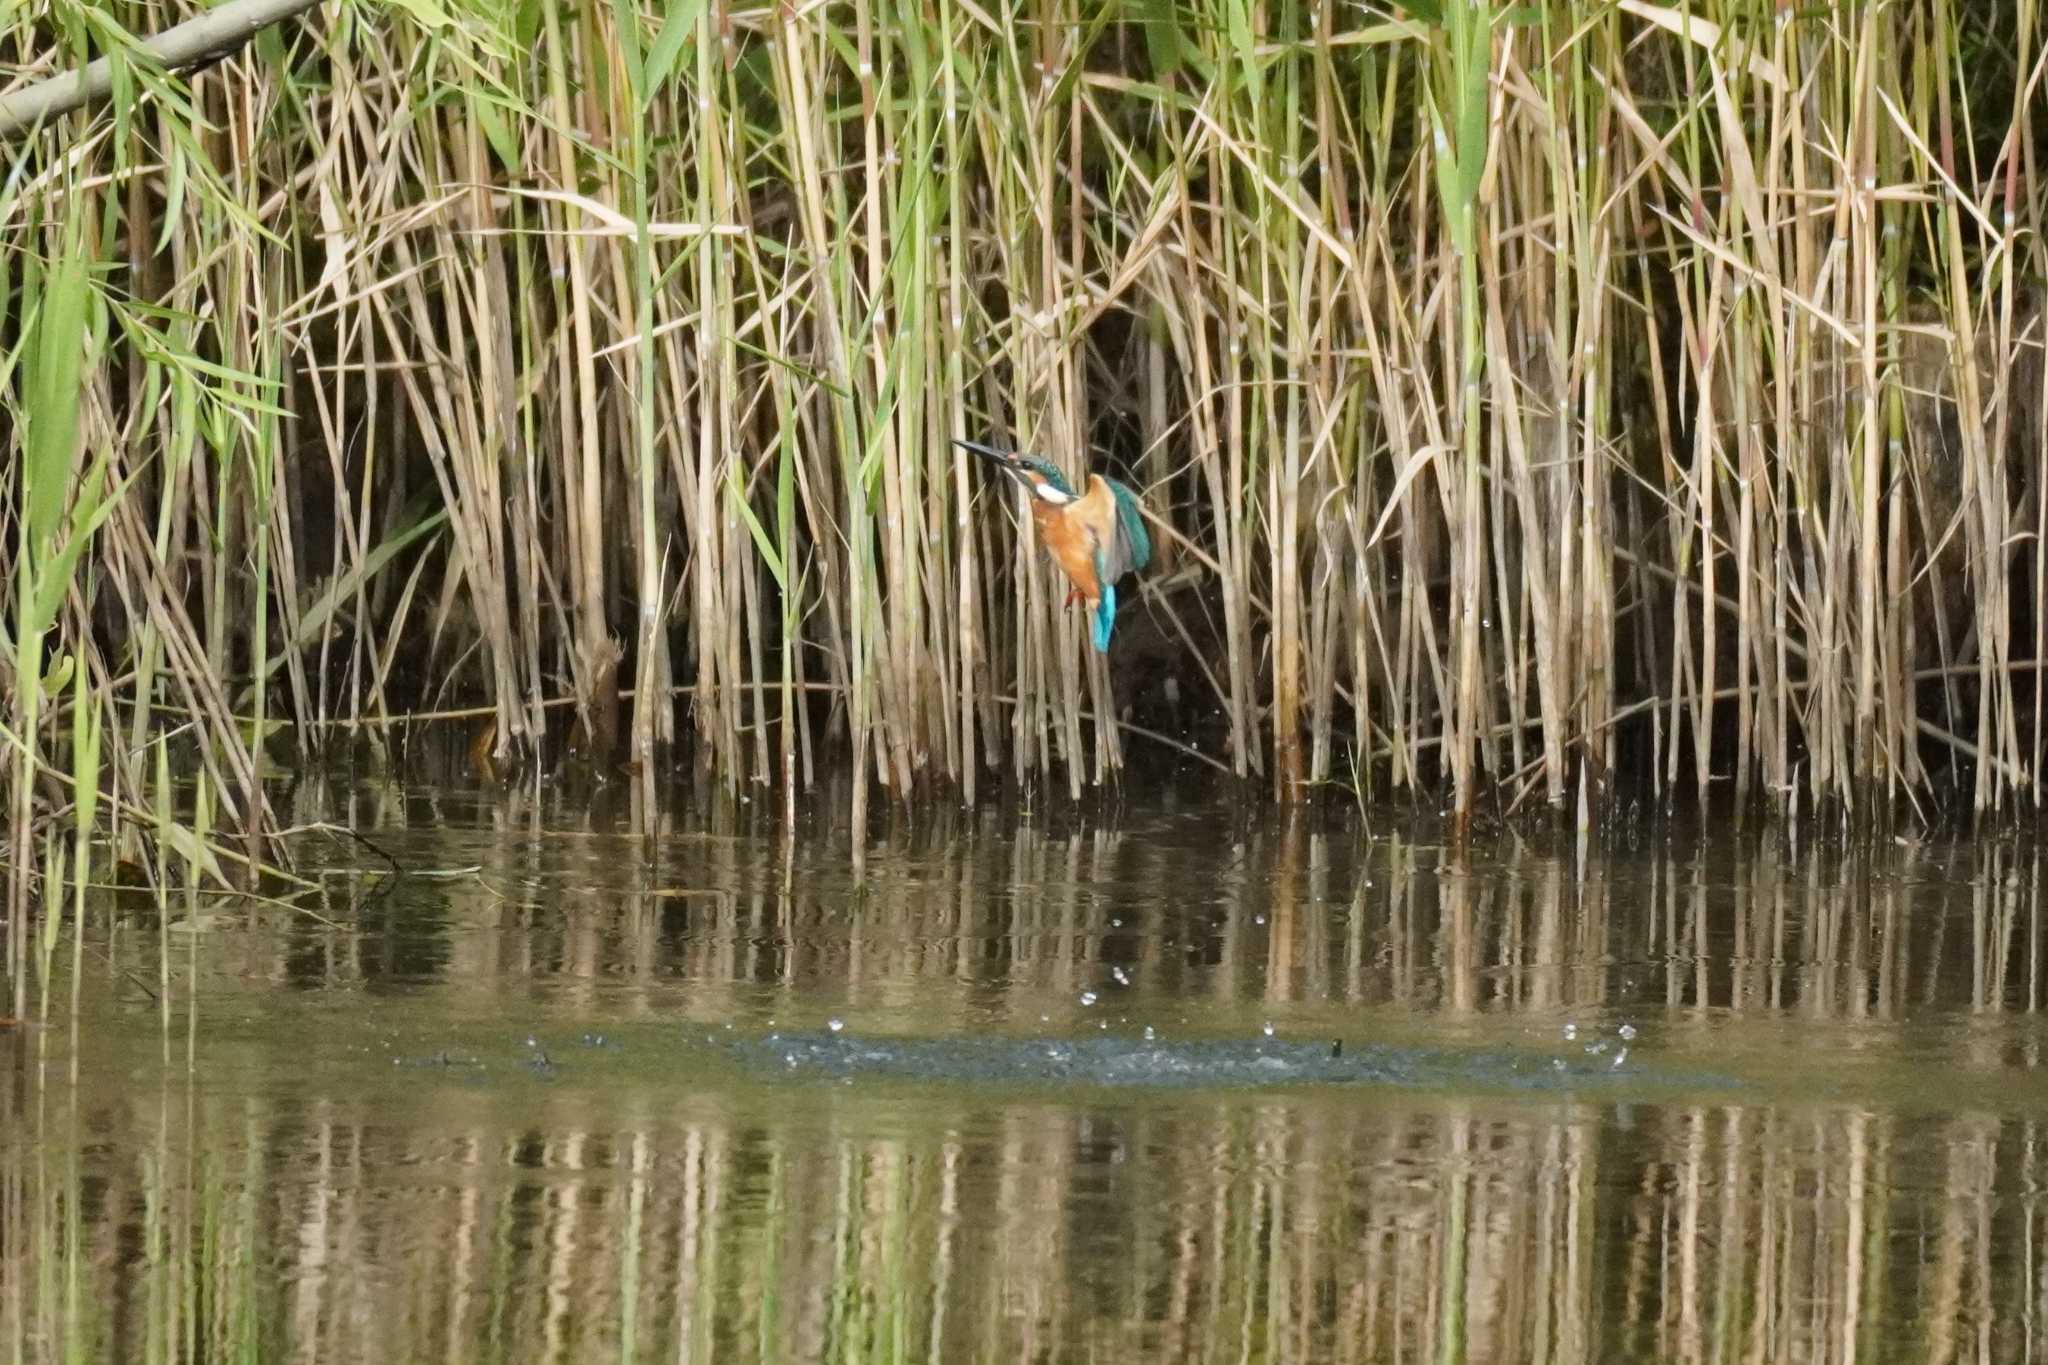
left=3, top=0, right=2046, bottom=911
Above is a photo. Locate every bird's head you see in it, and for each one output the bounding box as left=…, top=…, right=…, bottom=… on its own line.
left=954, top=438, right=1079, bottom=505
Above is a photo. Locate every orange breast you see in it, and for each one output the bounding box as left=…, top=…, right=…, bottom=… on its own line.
left=1029, top=501, right=1101, bottom=603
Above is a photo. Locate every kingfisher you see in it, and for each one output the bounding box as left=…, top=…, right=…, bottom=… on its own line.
left=956, top=437, right=1153, bottom=652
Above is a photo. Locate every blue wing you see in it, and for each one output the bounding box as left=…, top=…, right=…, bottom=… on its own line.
left=1086, top=477, right=1150, bottom=651
left=1101, top=478, right=1152, bottom=582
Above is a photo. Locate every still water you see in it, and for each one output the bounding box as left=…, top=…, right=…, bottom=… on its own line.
left=5, top=776, right=2047, bottom=1363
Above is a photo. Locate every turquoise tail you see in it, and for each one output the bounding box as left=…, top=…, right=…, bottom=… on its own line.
left=1090, top=583, right=1117, bottom=652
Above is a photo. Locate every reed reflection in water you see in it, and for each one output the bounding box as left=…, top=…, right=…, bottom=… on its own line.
left=2, top=786, right=2044, bottom=1363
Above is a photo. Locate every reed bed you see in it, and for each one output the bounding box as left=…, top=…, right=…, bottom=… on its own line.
left=2, top=0, right=2046, bottom=939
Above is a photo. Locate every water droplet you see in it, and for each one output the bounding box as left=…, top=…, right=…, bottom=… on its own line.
left=1562, top=1023, right=1577, bottom=1040
left=828, top=1018, right=845, bottom=1033
left=1143, top=1026, right=1156, bottom=1041
left=1611, top=1047, right=1628, bottom=1069
left=1080, top=991, right=1098, bottom=1006
left=1262, top=1021, right=1276, bottom=1038
left=1618, top=1023, right=1637, bottom=1041
left=1111, top=967, right=1131, bottom=986
left=1552, top=1058, right=1566, bottom=1071
left=1254, top=915, right=1266, bottom=926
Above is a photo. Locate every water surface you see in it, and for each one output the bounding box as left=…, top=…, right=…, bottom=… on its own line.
left=5, top=779, right=2045, bottom=1363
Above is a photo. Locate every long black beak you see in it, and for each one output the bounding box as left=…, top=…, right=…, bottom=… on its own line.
left=953, top=437, right=1017, bottom=466
left=953, top=437, right=1029, bottom=486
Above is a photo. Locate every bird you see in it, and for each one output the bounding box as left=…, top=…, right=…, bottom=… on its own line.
left=956, top=437, right=1153, bottom=652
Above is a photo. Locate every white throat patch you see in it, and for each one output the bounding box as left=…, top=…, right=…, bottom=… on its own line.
left=1032, top=481, right=1073, bottom=505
